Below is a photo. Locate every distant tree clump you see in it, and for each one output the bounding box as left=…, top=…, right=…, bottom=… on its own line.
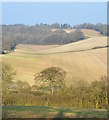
left=2, top=23, right=85, bottom=51
left=73, top=23, right=107, bottom=36
left=43, top=29, right=85, bottom=44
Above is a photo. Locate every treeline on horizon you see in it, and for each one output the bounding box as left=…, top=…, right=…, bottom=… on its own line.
left=1, top=23, right=107, bottom=52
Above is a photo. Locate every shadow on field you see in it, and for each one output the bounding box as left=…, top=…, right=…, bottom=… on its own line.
left=52, top=108, right=78, bottom=118
left=55, top=109, right=65, bottom=118
left=51, top=108, right=108, bottom=120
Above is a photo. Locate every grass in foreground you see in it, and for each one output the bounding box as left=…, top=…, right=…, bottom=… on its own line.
left=2, top=106, right=107, bottom=118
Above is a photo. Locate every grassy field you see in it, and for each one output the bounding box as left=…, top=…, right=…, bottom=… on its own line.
left=2, top=36, right=107, bottom=86
left=2, top=106, right=107, bottom=118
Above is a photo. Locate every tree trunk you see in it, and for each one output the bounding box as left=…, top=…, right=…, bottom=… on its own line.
left=96, top=100, right=98, bottom=109
left=80, top=99, right=83, bottom=108
left=46, top=98, right=49, bottom=106
left=51, top=87, right=54, bottom=95
left=106, top=92, right=108, bottom=106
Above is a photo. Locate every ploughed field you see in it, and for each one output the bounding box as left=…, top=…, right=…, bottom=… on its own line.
left=2, top=36, right=107, bottom=86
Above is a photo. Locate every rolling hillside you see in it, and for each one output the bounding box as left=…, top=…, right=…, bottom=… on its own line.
left=81, top=29, right=101, bottom=37
left=18, top=36, right=107, bottom=55
left=2, top=36, right=107, bottom=86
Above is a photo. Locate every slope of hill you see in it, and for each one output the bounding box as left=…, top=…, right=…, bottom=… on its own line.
left=34, top=37, right=107, bottom=54
left=2, top=36, right=107, bottom=86
left=81, top=29, right=101, bottom=37
left=15, top=44, right=60, bottom=54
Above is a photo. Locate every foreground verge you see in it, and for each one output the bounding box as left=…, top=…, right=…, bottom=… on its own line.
left=2, top=106, right=107, bottom=118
